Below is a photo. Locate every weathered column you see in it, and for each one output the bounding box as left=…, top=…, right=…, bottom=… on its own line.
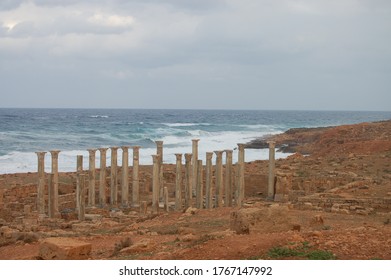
left=214, top=151, right=224, bottom=207
left=87, top=149, right=97, bottom=207
left=77, top=155, right=83, bottom=172
left=98, top=148, right=108, bottom=207
left=121, top=146, right=130, bottom=207
left=191, top=139, right=200, bottom=197
left=184, top=153, right=192, bottom=208
left=76, top=155, right=83, bottom=210
left=48, top=173, right=55, bottom=218
left=0, top=179, right=4, bottom=208
left=224, top=149, right=233, bottom=207
left=267, top=141, right=276, bottom=200
left=49, top=150, right=60, bottom=214
left=132, top=146, right=141, bottom=207
left=140, top=201, right=147, bottom=216
left=155, top=141, right=164, bottom=201
left=164, top=187, right=169, bottom=212
left=77, top=173, right=86, bottom=221
left=196, top=159, right=203, bottom=209
left=175, top=153, right=183, bottom=211
left=205, top=152, right=213, bottom=209
left=36, top=152, right=46, bottom=215
left=237, top=144, right=245, bottom=207
left=152, top=155, right=160, bottom=214
left=110, top=147, right=119, bottom=206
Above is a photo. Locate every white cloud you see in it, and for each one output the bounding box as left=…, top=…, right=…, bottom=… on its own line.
left=88, top=13, right=134, bottom=28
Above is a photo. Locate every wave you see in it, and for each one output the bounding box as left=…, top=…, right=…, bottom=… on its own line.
left=89, top=115, right=109, bottom=118
left=163, top=123, right=211, bottom=127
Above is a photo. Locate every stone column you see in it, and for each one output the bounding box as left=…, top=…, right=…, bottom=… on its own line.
left=140, top=201, right=147, bottom=216
left=175, top=153, right=183, bottom=211
left=77, top=173, right=86, bottom=221
left=36, top=152, right=46, bottom=215
left=196, top=159, right=203, bottom=209
left=49, top=150, right=60, bottom=214
left=214, top=151, right=224, bottom=207
left=121, top=146, right=130, bottom=207
left=0, top=179, right=4, bottom=208
left=164, top=187, right=169, bottom=212
left=237, top=144, right=245, bottom=207
left=77, top=155, right=83, bottom=172
left=98, top=148, right=108, bottom=207
left=267, top=141, right=276, bottom=200
left=152, top=155, right=160, bottom=214
left=76, top=155, right=83, bottom=210
left=110, top=147, right=119, bottom=206
left=132, top=146, right=141, bottom=207
left=155, top=141, right=164, bottom=201
left=192, top=139, right=200, bottom=197
left=205, top=152, right=213, bottom=209
left=224, top=150, right=233, bottom=207
left=87, top=149, right=97, bottom=207
left=48, top=173, right=55, bottom=218
left=184, top=153, right=192, bottom=208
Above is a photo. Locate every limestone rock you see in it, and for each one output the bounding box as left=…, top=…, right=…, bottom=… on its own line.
left=119, top=240, right=154, bottom=254
left=310, top=215, right=324, bottom=227
left=39, top=237, right=92, bottom=260
left=185, top=207, right=198, bottom=215
left=230, top=205, right=293, bottom=234
left=179, top=234, right=198, bottom=242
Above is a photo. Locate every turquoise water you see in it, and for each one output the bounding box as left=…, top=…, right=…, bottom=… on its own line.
left=0, top=108, right=390, bottom=173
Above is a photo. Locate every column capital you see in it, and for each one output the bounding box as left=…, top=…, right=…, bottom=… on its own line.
left=237, top=143, right=245, bottom=149
left=184, top=153, right=192, bottom=161
left=214, top=150, right=224, bottom=157
left=121, top=146, right=130, bottom=151
left=155, top=140, right=163, bottom=146
left=132, top=146, right=141, bottom=150
left=98, top=147, right=108, bottom=152
left=206, top=152, right=213, bottom=160
left=152, top=154, right=159, bottom=163
left=224, top=149, right=233, bottom=155
left=110, top=146, right=119, bottom=151
left=175, top=153, right=183, bottom=160
left=87, top=148, right=97, bottom=154
left=35, top=151, right=46, bottom=156
left=49, top=150, right=60, bottom=157
left=267, top=141, right=276, bottom=147
left=192, top=139, right=200, bottom=143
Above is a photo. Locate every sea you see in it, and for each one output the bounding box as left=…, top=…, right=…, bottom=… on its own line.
left=0, top=108, right=390, bottom=174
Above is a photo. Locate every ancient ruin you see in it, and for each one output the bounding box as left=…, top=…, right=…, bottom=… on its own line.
left=1, top=120, right=391, bottom=260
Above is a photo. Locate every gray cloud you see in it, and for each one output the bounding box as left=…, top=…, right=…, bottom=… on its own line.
left=0, top=0, right=390, bottom=110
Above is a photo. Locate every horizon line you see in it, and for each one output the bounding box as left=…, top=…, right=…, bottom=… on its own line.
left=1, top=107, right=390, bottom=113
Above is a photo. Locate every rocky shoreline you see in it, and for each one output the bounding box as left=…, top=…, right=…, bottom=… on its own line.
left=246, top=120, right=391, bottom=155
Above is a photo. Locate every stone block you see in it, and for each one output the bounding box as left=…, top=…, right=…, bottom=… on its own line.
left=39, top=237, right=92, bottom=260
left=230, top=205, right=292, bottom=234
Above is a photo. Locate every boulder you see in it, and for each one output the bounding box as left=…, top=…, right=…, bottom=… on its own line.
left=39, top=237, right=92, bottom=260
left=230, top=205, right=293, bottom=234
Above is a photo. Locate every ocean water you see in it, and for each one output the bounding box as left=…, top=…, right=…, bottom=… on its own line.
left=0, top=108, right=390, bottom=174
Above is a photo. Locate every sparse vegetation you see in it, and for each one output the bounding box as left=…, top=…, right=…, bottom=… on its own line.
left=267, top=242, right=336, bottom=260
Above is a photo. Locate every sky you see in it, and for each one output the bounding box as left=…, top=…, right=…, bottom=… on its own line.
left=0, top=0, right=390, bottom=111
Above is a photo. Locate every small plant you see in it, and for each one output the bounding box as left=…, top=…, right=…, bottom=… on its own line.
left=306, top=250, right=336, bottom=260
left=268, top=247, right=302, bottom=258
left=267, top=242, right=336, bottom=260
left=322, top=225, right=332, bottom=230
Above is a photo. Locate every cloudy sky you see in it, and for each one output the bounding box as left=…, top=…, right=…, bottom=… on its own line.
left=0, top=0, right=390, bottom=110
